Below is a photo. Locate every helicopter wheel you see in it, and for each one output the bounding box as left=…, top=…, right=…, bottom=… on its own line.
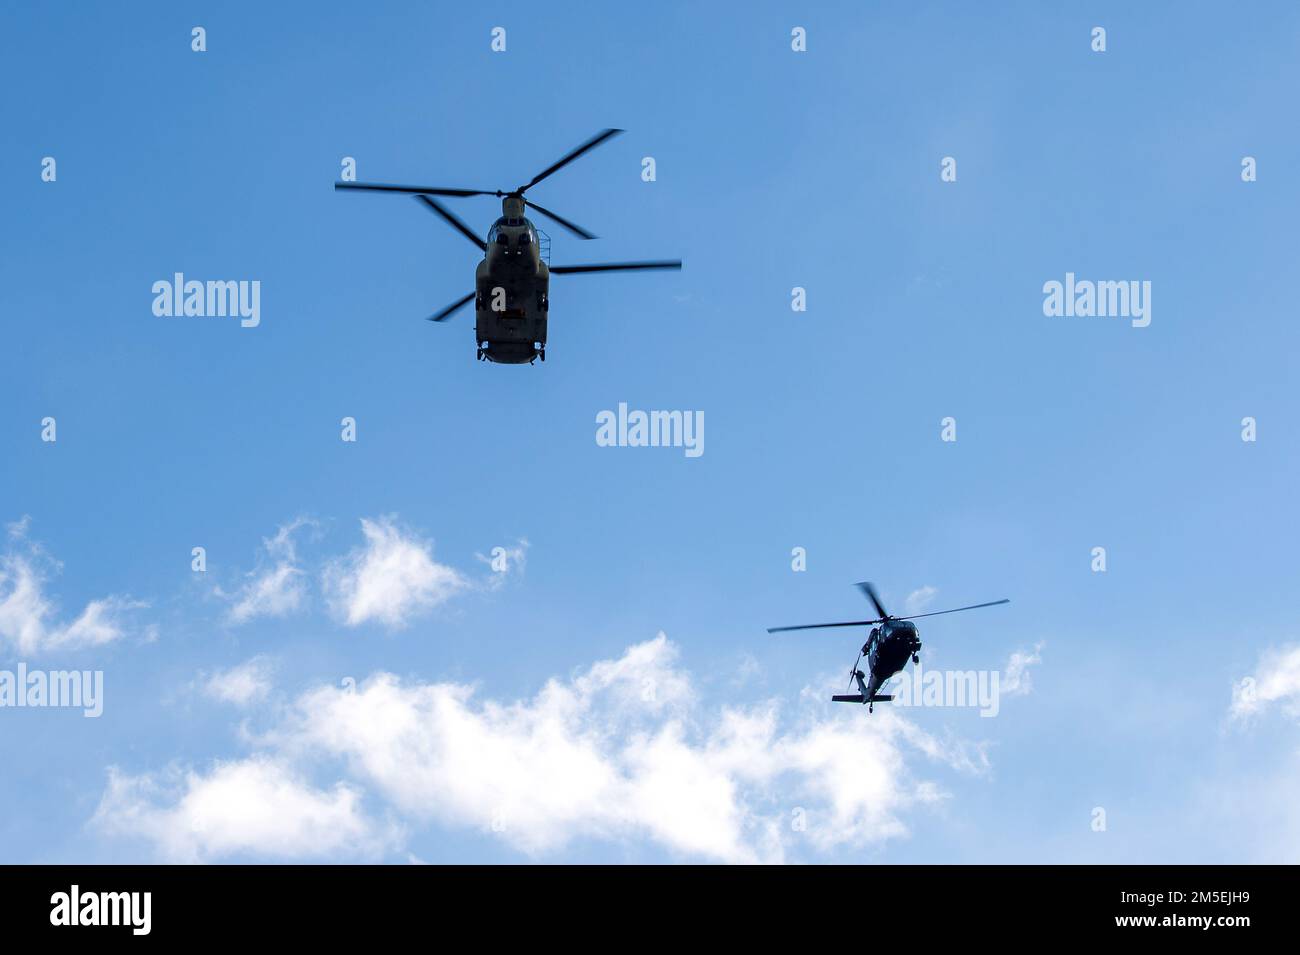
left=869, top=702, right=873, bottom=713
left=539, top=348, right=545, bottom=362
left=912, top=654, right=919, bottom=665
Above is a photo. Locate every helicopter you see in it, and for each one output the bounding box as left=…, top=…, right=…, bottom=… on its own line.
left=768, top=582, right=1009, bottom=712
left=334, top=128, right=682, bottom=364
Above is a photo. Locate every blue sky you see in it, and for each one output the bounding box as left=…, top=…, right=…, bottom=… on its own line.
left=2, top=0, right=1299, bottom=863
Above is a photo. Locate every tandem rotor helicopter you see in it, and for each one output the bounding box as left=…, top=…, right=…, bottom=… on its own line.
left=335, top=128, right=682, bottom=364
left=768, top=582, right=1010, bottom=712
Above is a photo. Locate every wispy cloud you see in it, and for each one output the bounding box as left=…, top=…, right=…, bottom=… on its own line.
left=1002, top=642, right=1044, bottom=697
left=904, top=586, right=938, bottom=615
left=1231, top=644, right=1300, bottom=722
left=475, top=538, right=529, bottom=590
left=0, top=520, right=145, bottom=655
left=201, top=656, right=275, bottom=707
left=220, top=518, right=314, bottom=625
left=323, top=517, right=467, bottom=629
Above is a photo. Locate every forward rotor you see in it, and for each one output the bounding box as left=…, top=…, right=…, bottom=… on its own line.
left=334, top=128, right=625, bottom=240
left=767, top=582, right=1009, bottom=634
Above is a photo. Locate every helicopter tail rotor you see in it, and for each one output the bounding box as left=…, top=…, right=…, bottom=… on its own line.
left=847, top=649, right=863, bottom=691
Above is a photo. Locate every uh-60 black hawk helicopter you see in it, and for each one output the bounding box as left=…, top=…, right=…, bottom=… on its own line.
left=335, top=128, right=681, bottom=364
left=769, top=582, right=1009, bottom=712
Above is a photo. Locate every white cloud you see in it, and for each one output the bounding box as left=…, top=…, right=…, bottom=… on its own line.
left=1231, top=644, right=1300, bottom=721
left=202, top=657, right=274, bottom=707
left=224, top=519, right=313, bottom=625
left=1001, top=642, right=1044, bottom=697
left=91, top=757, right=391, bottom=863
left=904, top=586, right=938, bottom=615
left=475, top=538, right=529, bottom=589
left=0, top=528, right=143, bottom=655
left=0, top=556, right=58, bottom=654
left=323, top=517, right=466, bottom=629
left=97, top=634, right=982, bottom=863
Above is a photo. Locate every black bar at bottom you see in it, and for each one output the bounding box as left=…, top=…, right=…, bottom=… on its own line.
left=0, top=865, right=1283, bottom=940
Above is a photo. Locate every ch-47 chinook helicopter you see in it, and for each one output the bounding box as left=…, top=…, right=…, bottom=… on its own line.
left=335, top=128, right=681, bottom=364
left=768, top=582, right=1009, bottom=712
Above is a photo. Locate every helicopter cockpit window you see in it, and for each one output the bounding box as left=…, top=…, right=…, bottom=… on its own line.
left=518, top=228, right=532, bottom=245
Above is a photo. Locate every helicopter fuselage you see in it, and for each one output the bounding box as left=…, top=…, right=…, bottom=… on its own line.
left=768, top=580, right=1008, bottom=712
left=862, top=620, right=922, bottom=699
left=335, top=128, right=680, bottom=356
left=474, top=205, right=549, bottom=364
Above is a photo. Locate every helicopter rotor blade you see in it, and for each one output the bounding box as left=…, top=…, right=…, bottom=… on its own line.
left=855, top=582, right=890, bottom=620
left=767, top=619, right=883, bottom=634
left=550, top=260, right=683, bottom=274
left=848, top=649, right=863, bottom=691
left=523, top=199, right=599, bottom=240
left=336, top=182, right=496, bottom=198
left=413, top=195, right=487, bottom=251
left=520, top=128, right=623, bottom=193
left=426, top=291, right=475, bottom=323
left=892, top=599, right=1011, bottom=622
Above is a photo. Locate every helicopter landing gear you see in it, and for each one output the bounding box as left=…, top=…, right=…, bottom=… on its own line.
left=912, top=654, right=920, bottom=665
left=539, top=346, right=545, bottom=362
left=476, top=347, right=484, bottom=361
left=868, top=701, right=874, bottom=713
